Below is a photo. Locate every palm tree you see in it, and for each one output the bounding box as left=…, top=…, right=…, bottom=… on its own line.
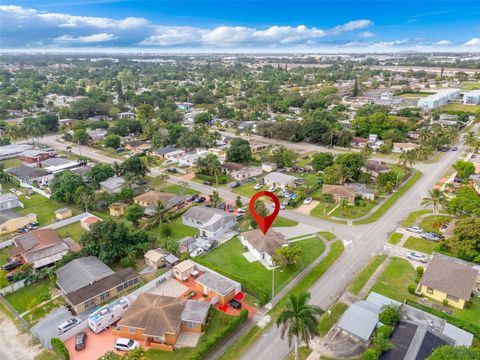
left=463, top=131, right=478, bottom=152
left=421, top=189, right=447, bottom=221
left=340, top=198, right=351, bottom=217
left=210, top=190, right=220, bottom=208
left=6, top=125, right=19, bottom=143
left=398, top=149, right=417, bottom=170
left=360, top=143, right=373, bottom=161
left=142, top=201, right=171, bottom=230
left=112, top=162, right=123, bottom=177
left=276, top=291, right=323, bottom=360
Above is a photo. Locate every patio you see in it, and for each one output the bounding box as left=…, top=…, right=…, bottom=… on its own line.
left=147, top=278, right=189, bottom=298
left=176, top=332, right=202, bottom=348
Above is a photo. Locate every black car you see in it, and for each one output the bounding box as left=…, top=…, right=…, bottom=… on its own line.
left=166, top=168, right=177, bottom=173
left=203, top=180, right=212, bottom=186
left=2, top=260, right=22, bottom=271
left=186, top=193, right=199, bottom=202
left=194, top=196, right=206, bottom=203
left=229, top=299, right=242, bottom=309
left=75, top=332, right=87, bottom=351
left=218, top=202, right=226, bottom=210
left=452, top=147, right=458, bottom=151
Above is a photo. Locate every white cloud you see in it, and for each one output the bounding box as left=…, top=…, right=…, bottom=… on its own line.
left=434, top=40, right=452, bottom=46
left=358, top=31, right=375, bottom=39
left=55, top=33, right=117, bottom=43
left=327, top=20, right=373, bottom=35
left=464, top=38, right=480, bottom=46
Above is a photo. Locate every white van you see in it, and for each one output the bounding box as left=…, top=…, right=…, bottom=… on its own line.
left=115, top=338, right=140, bottom=351
left=57, top=317, right=81, bottom=335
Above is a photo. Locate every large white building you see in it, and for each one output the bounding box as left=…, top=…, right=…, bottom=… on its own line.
left=463, top=90, right=480, bottom=105
left=417, top=89, right=460, bottom=110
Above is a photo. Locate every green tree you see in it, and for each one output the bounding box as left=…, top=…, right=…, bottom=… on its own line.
left=453, top=160, right=475, bottom=179
left=103, top=134, right=121, bottom=149
left=194, top=153, right=222, bottom=177
left=427, top=346, right=480, bottom=360
left=51, top=171, right=86, bottom=204
left=334, top=153, right=365, bottom=182
left=125, top=203, right=145, bottom=224
left=274, top=244, right=303, bottom=268
left=210, top=190, right=221, bottom=208
left=398, top=149, right=417, bottom=170
left=463, top=131, right=480, bottom=153
left=352, top=77, right=359, bottom=97
left=88, top=164, right=114, bottom=185
left=142, top=202, right=171, bottom=231
left=276, top=291, right=323, bottom=360
left=226, top=138, right=252, bottom=163
left=445, top=218, right=480, bottom=263
left=378, top=305, right=401, bottom=325
left=194, top=112, right=211, bottom=124
left=73, top=128, right=88, bottom=145
left=421, top=189, right=447, bottom=220
left=311, top=152, right=334, bottom=172
left=270, top=146, right=297, bottom=168
left=122, top=156, right=149, bottom=178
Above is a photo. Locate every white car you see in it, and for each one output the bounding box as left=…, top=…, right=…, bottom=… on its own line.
left=237, top=207, right=246, bottom=213
left=254, top=183, right=263, bottom=190
left=303, top=197, right=313, bottom=205
left=57, top=317, right=81, bottom=335
left=190, top=248, right=205, bottom=257
left=406, top=226, right=423, bottom=234
left=115, top=338, right=140, bottom=351
left=407, top=252, right=428, bottom=263
left=280, top=204, right=286, bottom=210
left=267, top=186, right=275, bottom=192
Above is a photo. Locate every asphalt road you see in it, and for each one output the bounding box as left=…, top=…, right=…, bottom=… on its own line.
left=37, top=127, right=476, bottom=360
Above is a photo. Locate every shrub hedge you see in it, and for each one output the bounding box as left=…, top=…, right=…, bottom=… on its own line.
left=51, top=337, right=69, bottom=360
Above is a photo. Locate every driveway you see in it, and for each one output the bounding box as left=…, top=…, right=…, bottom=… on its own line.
left=273, top=223, right=319, bottom=239
left=294, top=200, right=319, bottom=215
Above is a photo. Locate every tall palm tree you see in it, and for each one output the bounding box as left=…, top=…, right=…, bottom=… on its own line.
left=340, top=198, right=351, bottom=217
left=143, top=201, right=171, bottom=230
left=210, top=190, right=220, bottom=208
left=398, top=149, right=417, bottom=170
left=112, top=162, right=123, bottom=177
left=6, top=125, right=19, bottom=143
left=421, top=189, right=447, bottom=221
left=463, top=131, right=479, bottom=153
left=276, top=291, right=323, bottom=360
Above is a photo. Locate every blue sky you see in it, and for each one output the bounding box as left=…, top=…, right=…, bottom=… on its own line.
left=1, top=1, right=480, bottom=52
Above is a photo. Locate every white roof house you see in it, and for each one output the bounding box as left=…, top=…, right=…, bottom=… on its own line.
left=182, top=206, right=237, bottom=239
left=178, top=151, right=209, bottom=167
left=263, top=172, right=299, bottom=189
left=99, top=176, right=125, bottom=194
left=41, top=158, right=80, bottom=174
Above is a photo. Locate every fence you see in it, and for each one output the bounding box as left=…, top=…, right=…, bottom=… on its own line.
left=0, top=294, right=29, bottom=330
left=19, top=182, right=51, bottom=198
left=0, top=279, right=27, bottom=296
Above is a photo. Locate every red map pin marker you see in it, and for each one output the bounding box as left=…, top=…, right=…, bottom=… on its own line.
left=249, top=191, right=280, bottom=235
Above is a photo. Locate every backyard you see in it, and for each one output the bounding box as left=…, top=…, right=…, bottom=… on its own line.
left=462, top=82, right=480, bottom=90
left=15, top=194, right=64, bottom=226
left=56, top=222, right=85, bottom=242
left=196, top=237, right=326, bottom=299
left=5, top=279, right=52, bottom=314
left=149, top=216, right=199, bottom=243
left=443, top=103, right=480, bottom=113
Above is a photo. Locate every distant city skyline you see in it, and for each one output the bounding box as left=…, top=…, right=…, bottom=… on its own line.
left=1, top=1, right=480, bottom=52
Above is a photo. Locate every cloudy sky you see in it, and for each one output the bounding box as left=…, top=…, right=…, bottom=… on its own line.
left=1, top=0, right=480, bottom=52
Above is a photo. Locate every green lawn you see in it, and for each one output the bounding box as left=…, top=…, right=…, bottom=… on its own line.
left=318, top=302, right=348, bottom=337
left=462, top=82, right=480, bottom=90
left=146, top=310, right=240, bottom=360
left=161, top=184, right=200, bottom=196
left=56, top=222, right=85, bottom=242
left=401, top=210, right=432, bottom=227
left=444, top=103, right=480, bottom=113
left=318, top=232, right=336, bottom=241
left=150, top=217, right=198, bottom=242
left=5, top=279, right=52, bottom=314
left=273, top=217, right=298, bottom=227
left=403, top=236, right=438, bottom=254
left=0, top=158, right=23, bottom=169
left=197, top=237, right=326, bottom=298
left=329, top=201, right=376, bottom=219
left=232, top=182, right=261, bottom=197
left=348, top=255, right=387, bottom=295
left=453, top=296, right=480, bottom=327
left=310, top=202, right=337, bottom=218
left=286, top=346, right=312, bottom=360
left=0, top=245, right=12, bottom=264
left=397, top=91, right=435, bottom=98
left=388, top=232, right=404, bottom=245
left=418, top=215, right=452, bottom=234
left=370, top=257, right=417, bottom=303
left=15, top=194, right=63, bottom=226
left=25, top=298, right=63, bottom=326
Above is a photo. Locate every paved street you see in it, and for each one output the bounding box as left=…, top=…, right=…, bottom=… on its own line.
left=35, top=125, right=477, bottom=360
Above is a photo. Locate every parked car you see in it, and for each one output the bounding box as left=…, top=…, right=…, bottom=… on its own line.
left=75, top=332, right=87, bottom=351
left=186, top=193, right=199, bottom=202
left=203, top=241, right=218, bottom=251
left=236, top=213, right=244, bottom=220
left=1, top=260, right=22, bottom=271
left=253, top=183, right=262, bottom=190
left=406, top=226, right=423, bottom=234
left=452, top=147, right=458, bottom=151
left=280, top=204, right=286, bottom=210
left=407, top=252, right=428, bottom=263
left=166, top=167, right=177, bottom=173
left=57, top=317, right=81, bottom=335
left=229, top=299, right=242, bottom=309
left=203, top=180, right=212, bottom=186
left=229, top=181, right=241, bottom=189
left=115, top=338, right=140, bottom=351
left=190, top=248, right=205, bottom=257
left=421, top=232, right=442, bottom=242
left=267, top=186, right=275, bottom=192
left=303, top=197, right=313, bottom=205
left=194, top=196, right=206, bottom=203
left=227, top=204, right=234, bottom=212
left=218, top=202, right=226, bottom=210
left=237, top=207, right=246, bottom=213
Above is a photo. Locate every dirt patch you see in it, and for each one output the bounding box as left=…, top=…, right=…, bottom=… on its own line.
left=0, top=310, right=41, bottom=360
left=295, top=200, right=320, bottom=215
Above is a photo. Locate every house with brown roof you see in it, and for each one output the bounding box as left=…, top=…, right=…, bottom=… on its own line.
left=418, top=253, right=478, bottom=309
left=194, top=271, right=241, bottom=305
left=351, top=136, right=369, bottom=148
left=362, top=161, right=390, bottom=179
left=239, top=229, right=287, bottom=268
left=221, top=162, right=246, bottom=176
left=10, top=228, right=80, bottom=269
left=125, top=140, right=151, bottom=154
left=108, top=202, right=127, bottom=217
left=114, top=293, right=210, bottom=351
left=322, top=184, right=357, bottom=204
left=56, top=256, right=140, bottom=314
left=134, top=190, right=185, bottom=216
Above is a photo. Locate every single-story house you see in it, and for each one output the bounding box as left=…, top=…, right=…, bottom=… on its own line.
left=58, top=118, right=75, bottom=126
left=118, top=111, right=135, bottom=119
left=70, top=166, right=92, bottom=179
left=0, top=193, right=23, bottom=210
left=55, top=208, right=72, bottom=221
left=87, top=129, right=107, bottom=142
left=392, top=143, right=419, bottom=153
left=109, top=202, right=127, bottom=217
left=178, top=151, right=208, bottom=167
left=0, top=211, right=37, bottom=235
left=151, top=146, right=177, bottom=160
left=351, top=137, right=369, bottom=148
left=144, top=249, right=169, bottom=270
left=80, top=215, right=102, bottom=231
left=239, top=229, right=287, bottom=268
left=264, top=172, right=299, bottom=189
left=56, top=256, right=140, bottom=314
left=134, top=191, right=185, bottom=215
left=221, top=162, right=246, bottom=176
left=362, top=161, right=390, bottom=179
left=347, top=183, right=375, bottom=201
left=164, top=150, right=186, bottom=162
left=261, top=162, right=277, bottom=173
left=418, top=253, right=478, bottom=309
left=249, top=141, right=268, bottom=154
left=0, top=144, right=32, bottom=161
left=231, top=166, right=263, bottom=181
left=114, top=294, right=210, bottom=351
left=10, top=228, right=80, bottom=269
left=41, top=157, right=81, bottom=174
left=177, top=237, right=196, bottom=254
left=7, top=165, right=52, bottom=186
left=173, top=260, right=196, bottom=281
left=194, top=271, right=241, bottom=305
left=19, top=150, right=52, bottom=164
left=99, top=176, right=125, bottom=194
left=125, top=140, right=151, bottom=154
left=470, top=175, right=480, bottom=195
left=322, top=185, right=357, bottom=204
left=182, top=206, right=237, bottom=239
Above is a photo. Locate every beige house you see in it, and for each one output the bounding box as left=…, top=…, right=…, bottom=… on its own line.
left=55, top=208, right=72, bottom=221
left=392, top=142, right=419, bottom=153
left=322, top=185, right=357, bottom=204
left=173, top=260, right=195, bottom=281
left=144, top=249, right=168, bottom=269
left=418, top=253, right=478, bottom=309
left=108, top=202, right=127, bottom=217
left=0, top=211, right=37, bottom=234
left=134, top=191, right=184, bottom=215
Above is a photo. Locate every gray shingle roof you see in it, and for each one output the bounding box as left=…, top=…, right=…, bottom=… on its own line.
left=0, top=209, right=24, bottom=223
left=195, top=272, right=235, bottom=296
left=7, top=165, right=49, bottom=179
left=181, top=300, right=210, bottom=323
left=56, top=256, right=115, bottom=294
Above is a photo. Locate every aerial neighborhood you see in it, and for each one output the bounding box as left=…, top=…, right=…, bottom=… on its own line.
left=1, top=4, right=480, bottom=359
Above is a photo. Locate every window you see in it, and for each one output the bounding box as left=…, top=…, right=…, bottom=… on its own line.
left=100, top=291, right=110, bottom=301
left=117, top=284, right=124, bottom=292
left=183, top=321, right=197, bottom=328
left=426, top=287, right=434, bottom=295
left=84, top=299, right=96, bottom=309
left=446, top=294, right=459, bottom=302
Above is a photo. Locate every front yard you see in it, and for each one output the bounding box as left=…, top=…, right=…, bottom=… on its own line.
left=418, top=215, right=452, bottom=234
left=196, top=237, right=326, bottom=301
left=403, top=236, right=438, bottom=254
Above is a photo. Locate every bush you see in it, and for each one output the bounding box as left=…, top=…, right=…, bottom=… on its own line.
left=189, top=310, right=248, bottom=360
left=408, top=284, right=416, bottom=294
left=51, top=337, right=69, bottom=360
left=362, top=348, right=380, bottom=360
left=379, top=305, right=400, bottom=326
left=443, top=299, right=449, bottom=307
left=416, top=266, right=424, bottom=276
left=120, top=256, right=136, bottom=269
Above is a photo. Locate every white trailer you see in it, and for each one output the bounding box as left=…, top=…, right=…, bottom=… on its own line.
left=88, top=297, right=130, bottom=333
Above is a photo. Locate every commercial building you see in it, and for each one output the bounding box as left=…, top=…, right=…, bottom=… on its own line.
left=417, top=89, right=460, bottom=110
left=463, top=90, right=480, bottom=105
